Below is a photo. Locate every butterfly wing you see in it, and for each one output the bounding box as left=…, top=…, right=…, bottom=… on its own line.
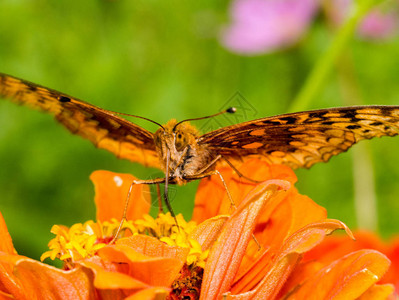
left=0, top=73, right=160, bottom=168
left=198, top=106, right=399, bottom=169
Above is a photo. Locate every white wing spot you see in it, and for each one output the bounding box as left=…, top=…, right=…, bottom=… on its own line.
left=113, top=175, right=123, bottom=187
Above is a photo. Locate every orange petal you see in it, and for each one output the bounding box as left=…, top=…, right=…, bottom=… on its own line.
left=303, top=230, right=399, bottom=294
left=358, top=284, right=395, bottom=300
left=283, top=192, right=327, bottom=235
left=99, top=235, right=188, bottom=287
left=6, top=257, right=95, bottom=299
left=0, top=253, right=24, bottom=298
left=233, top=189, right=295, bottom=285
left=79, top=259, right=148, bottom=290
left=304, top=230, right=387, bottom=265
left=192, top=167, right=234, bottom=223
left=125, top=287, right=169, bottom=300
left=385, top=238, right=399, bottom=292
left=90, top=170, right=151, bottom=222
left=225, top=160, right=296, bottom=211
left=0, top=213, right=15, bottom=255
left=192, top=159, right=296, bottom=223
left=99, top=246, right=184, bottom=287
left=0, top=290, right=14, bottom=300
left=237, top=159, right=298, bottom=184
left=116, top=235, right=189, bottom=263
left=291, top=250, right=391, bottom=299
left=239, top=188, right=326, bottom=271
left=279, top=219, right=354, bottom=256
left=277, top=260, right=324, bottom=297
left=225, top=253, right=301, bottom=300
left=200, top=180, right=287, bottom=300
left=189, top=215, right=228, bottom=251
left=251, top=188, right=326, bottom=250
left=232, top=219, right=353, bottom=294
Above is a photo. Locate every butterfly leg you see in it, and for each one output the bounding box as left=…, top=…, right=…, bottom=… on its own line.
left=221, top=155, right=262, bottom=184
left=195, top=154, right=222, bottom=175
left=212, top=170, right=235, bottom=210
left=156, top=183, right=164, bottom=214
left=184, top=169, right=235, bottom=211
left=110, top=177, right=166, bottom=244
left=209, top=170, right=261, bottom=250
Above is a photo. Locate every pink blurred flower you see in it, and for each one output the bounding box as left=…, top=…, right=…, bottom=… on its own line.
left=358, top=10, right=398, bottom=40
left=325, top=0, right=398, bottom=40
left=221, top=0, right=319, bottom=55
left=221, top=0, right=398, bottom=55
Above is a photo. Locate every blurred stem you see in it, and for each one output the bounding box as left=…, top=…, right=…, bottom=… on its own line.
left=352, top=145, right=377, bottom=230
left=289, top=0, right=383, bottom=112
left=288, top=0, right=383, bottom=231
left=336, top=53, right=377, bottom=231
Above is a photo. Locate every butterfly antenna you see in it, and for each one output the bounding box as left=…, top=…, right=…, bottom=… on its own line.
left=111, top=110, right=165, bottom=130
left=173, top=107, right=236, bottom=131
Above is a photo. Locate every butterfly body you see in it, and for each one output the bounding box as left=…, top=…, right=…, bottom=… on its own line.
left=154, top=119, right=215, bottom=185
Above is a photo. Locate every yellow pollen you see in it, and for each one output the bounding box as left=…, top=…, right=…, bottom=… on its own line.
left=41, top=213, right=207, bottom=267
left=40, top=219, right=136, bottom=263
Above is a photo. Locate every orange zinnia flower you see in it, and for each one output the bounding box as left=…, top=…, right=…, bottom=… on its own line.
left=304, top=230, right=399, bottom=295
left=0, top=158, right=396, bottom=299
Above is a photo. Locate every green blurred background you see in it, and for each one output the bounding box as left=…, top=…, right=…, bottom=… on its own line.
left=0, top=1, right=399, bottom=261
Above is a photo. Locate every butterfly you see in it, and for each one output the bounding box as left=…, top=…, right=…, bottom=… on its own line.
left=2, top=72, right=399, bottom=214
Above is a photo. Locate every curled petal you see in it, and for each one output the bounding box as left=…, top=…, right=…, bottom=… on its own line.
left=200, top=180, right=290, bottom=300
left=303, top=231, right=399, bottom=293
left=358, top=284, right=395, bottom=300
left=232, top=219, right=352, bottom=294
left=225, top=253, right=301, bottom=300
left=0, top=254, right=95, bottom=300
left=79, top=259, right=148, bottom=290
left=90, top=170, right=151, bottom=222
left=17, top=259, right=95, bottom=300
left=291, top=250, right=391, bottom=299
left=99, top=235, right=189, bottom=287
left=280, top=219, right=354, bottom=257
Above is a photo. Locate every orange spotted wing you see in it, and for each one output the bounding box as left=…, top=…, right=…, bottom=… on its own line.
left=2, top=73, right=399, bottom=171
left=0, top=73, right=159, bottom=168
left=199, top=106, right=399, bottom=169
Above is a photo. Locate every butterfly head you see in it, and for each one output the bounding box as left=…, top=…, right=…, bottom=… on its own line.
left=153, top=108, right=235, bottom=177
left=153, top=119, right=202, bottom=177
left=154, top=119, right=200, bottom=152
left=154, top=107, right=236, bottom=150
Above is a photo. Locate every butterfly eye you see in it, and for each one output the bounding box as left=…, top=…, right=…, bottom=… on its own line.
left=177, top=133, right=182, bottom=139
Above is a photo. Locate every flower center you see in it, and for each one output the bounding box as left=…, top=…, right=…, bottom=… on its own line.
left=41, top=213, right=208, bottom=268
left=167, top=264, right=203, bottom=300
